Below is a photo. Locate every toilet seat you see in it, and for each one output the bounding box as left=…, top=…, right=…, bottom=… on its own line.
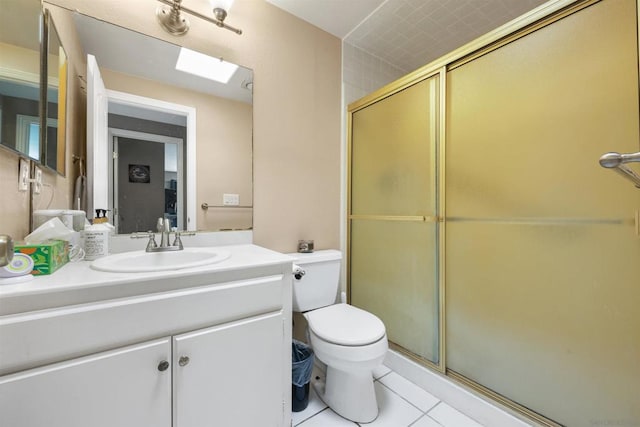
left=305, top=303, right=386, bottom=346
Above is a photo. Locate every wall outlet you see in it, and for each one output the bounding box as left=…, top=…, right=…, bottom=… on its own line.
left=18, top=158, right=29, bottom=192
left=223, top=193, right=240, bottom=206
left=33, top=167, right=43, bottom=194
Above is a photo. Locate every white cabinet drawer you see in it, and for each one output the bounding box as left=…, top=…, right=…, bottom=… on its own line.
left=0, top=275, right=283, bottom=375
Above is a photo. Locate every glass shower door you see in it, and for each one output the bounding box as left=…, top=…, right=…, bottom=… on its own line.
left=445, top=0, right=640, bottom=424
left=349, top=75, right=441, bottom=365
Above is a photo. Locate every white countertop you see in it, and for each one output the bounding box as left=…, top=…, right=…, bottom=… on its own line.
left=0, top=244, right=293, bottom=316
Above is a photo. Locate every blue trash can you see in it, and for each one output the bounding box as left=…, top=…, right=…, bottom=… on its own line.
left=292, top=340, right=314, bottom=412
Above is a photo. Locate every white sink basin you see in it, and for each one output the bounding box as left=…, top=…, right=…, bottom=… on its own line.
left=90, top=248, right=231, bottom=273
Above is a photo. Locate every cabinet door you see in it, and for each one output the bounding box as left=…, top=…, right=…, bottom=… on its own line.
left=173, top=311, right=284, bottom=427
left=0, top=338, right=171, bottom=427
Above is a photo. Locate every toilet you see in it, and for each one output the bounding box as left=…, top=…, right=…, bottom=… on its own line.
left=289, top=249, right=388, bottom=423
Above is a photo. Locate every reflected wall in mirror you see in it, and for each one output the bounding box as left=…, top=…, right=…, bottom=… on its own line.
left=73, top=12, right=253, bottom=234
left=43, top=9, right=68, bottom=175
left=0, top=0, right=42, bottom=161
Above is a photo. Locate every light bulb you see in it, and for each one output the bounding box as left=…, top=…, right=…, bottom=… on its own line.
left=209, top=0, right=234, bottom=12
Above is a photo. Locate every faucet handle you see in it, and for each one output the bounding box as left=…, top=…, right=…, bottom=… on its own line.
left=146, top=231, right=158, bottom=251
left=172, top=231, right=184, bottom=250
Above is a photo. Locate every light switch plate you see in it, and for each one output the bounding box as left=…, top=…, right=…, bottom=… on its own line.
left=18, top=158, right=29, bottom=192
left=34, top=167, right=43, bottom=194
left=223, top=193, right=240, bottom=206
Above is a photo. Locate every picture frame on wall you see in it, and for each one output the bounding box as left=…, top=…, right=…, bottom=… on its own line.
left=128, top=164, right=150, bottom=183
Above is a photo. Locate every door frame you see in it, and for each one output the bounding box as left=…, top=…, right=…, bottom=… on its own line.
left=109, top=129, right=184, bottom=234
left=105, top=89, right=196, bottom=231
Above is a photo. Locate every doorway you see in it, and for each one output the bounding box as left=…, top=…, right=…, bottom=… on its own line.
left=109, top=128, right=183, bottom=234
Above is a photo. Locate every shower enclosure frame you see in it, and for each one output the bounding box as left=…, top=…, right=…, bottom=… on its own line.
left=346, top=0, right=640, bottom=425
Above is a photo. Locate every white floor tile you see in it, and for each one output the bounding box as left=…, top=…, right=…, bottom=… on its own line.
left=297, top=408, right=358, bottom=426
left=373, top=364, right=392, bottom=379
left=379, top=372, right=440, bottom=412
left=384, top=350, right=528, bottom=427
left=411, top=415, right=444, bottom=427
left=292, top=385, right=328, bottom=426
left=363, top=382, right=424, bottom=427
left=429, top=402, right=485, bottom=427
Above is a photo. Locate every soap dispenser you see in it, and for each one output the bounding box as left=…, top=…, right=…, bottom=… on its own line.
left=83, top=209, right=111, bottom=260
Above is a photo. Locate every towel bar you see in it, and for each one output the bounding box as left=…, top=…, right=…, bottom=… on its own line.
left=201, top=203, right=253, bottom=210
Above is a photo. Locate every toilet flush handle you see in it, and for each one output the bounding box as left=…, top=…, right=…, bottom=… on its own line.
left=293, top=265, right=306, bottom=280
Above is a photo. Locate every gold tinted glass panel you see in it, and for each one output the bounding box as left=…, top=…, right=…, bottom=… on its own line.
left=350, top=75, right=440, bottom=364
left=446, top=0, right=640, bottom=425
left=351, top=78, right=437, bottom=216
left=446, top=0, right=639, bottom=220
left=351, top=220, right=439, bottom=363
left=446, top=222, right=640, bottom=425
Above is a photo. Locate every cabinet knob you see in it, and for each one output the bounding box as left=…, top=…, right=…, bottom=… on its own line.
left=179, top=355, right=190, bottom=367
left=157, top=360, right=170, bottom=372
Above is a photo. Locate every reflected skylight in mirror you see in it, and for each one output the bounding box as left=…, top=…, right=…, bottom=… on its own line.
left=74, top=13, right=253, bottom=104
left=175, top=47, right=238, bottom=84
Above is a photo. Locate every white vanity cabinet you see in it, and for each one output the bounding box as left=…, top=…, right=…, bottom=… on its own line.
left=0, top=244, right=293, bottom=427
left=0, top=337, right=173, bottom=427
left=173, top=312, right=284, bottom=426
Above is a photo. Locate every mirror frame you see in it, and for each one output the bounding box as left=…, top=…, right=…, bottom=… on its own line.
left=41, top=8, right=68, bottom=176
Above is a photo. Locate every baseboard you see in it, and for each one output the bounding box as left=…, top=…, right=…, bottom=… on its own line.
left=383, top=350, right=537, bottom=427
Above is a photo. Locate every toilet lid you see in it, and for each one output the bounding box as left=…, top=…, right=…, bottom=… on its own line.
left=305, top=304, right=386, bottom=346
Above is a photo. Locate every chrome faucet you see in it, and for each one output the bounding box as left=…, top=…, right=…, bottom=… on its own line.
left=145, top=218, right=184, bottom=252
left=158, top=218, right=170, bottom=247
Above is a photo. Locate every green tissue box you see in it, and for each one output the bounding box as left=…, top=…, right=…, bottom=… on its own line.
left=14, top=240, right=69, bottom=275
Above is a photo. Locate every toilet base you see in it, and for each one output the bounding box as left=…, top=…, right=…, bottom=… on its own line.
left=314, top=365, right=378, bottom=423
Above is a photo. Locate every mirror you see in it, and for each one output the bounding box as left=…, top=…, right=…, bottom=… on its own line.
left=0, top=0, right=42, bottom=162
left=71, top=12, right=253, bottom=234
left=43, top=9, right=68, bottom=175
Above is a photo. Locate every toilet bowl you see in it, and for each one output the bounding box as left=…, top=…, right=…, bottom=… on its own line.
left=304, top=303, right=387, bottom=422
left=289, top=250, right=388, bottom=423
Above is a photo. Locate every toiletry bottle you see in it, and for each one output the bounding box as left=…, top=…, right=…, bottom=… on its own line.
left=83, top=209, right=111, bottom=261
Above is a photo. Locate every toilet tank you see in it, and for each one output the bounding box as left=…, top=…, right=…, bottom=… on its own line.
left=288, top=249, right=341, bottom=312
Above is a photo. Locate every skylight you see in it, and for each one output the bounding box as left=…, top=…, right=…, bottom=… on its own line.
left=175, top=47, right=238, bottom=84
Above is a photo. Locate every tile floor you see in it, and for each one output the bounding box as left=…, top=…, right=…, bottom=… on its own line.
left=292, top=365, right=487, bottom=427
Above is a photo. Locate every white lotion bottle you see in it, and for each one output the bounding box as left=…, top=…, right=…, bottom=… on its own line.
left=83, top=222, right=110, bottom=261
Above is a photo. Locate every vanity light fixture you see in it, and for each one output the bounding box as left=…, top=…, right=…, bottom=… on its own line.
left=156, top=0, right=242, bottom=36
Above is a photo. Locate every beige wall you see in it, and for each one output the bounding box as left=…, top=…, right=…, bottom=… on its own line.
left=0, top=0, right=342, bottom=253
left=0, top=151, right=30, bottom=237
left=0, top=42, right=40, bottom=77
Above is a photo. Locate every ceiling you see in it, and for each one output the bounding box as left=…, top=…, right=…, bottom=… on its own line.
left=266, top=0, right=549, bottom=73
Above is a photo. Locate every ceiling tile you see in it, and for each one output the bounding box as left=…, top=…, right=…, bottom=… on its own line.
left=344, top=0, right=548, bottom=73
